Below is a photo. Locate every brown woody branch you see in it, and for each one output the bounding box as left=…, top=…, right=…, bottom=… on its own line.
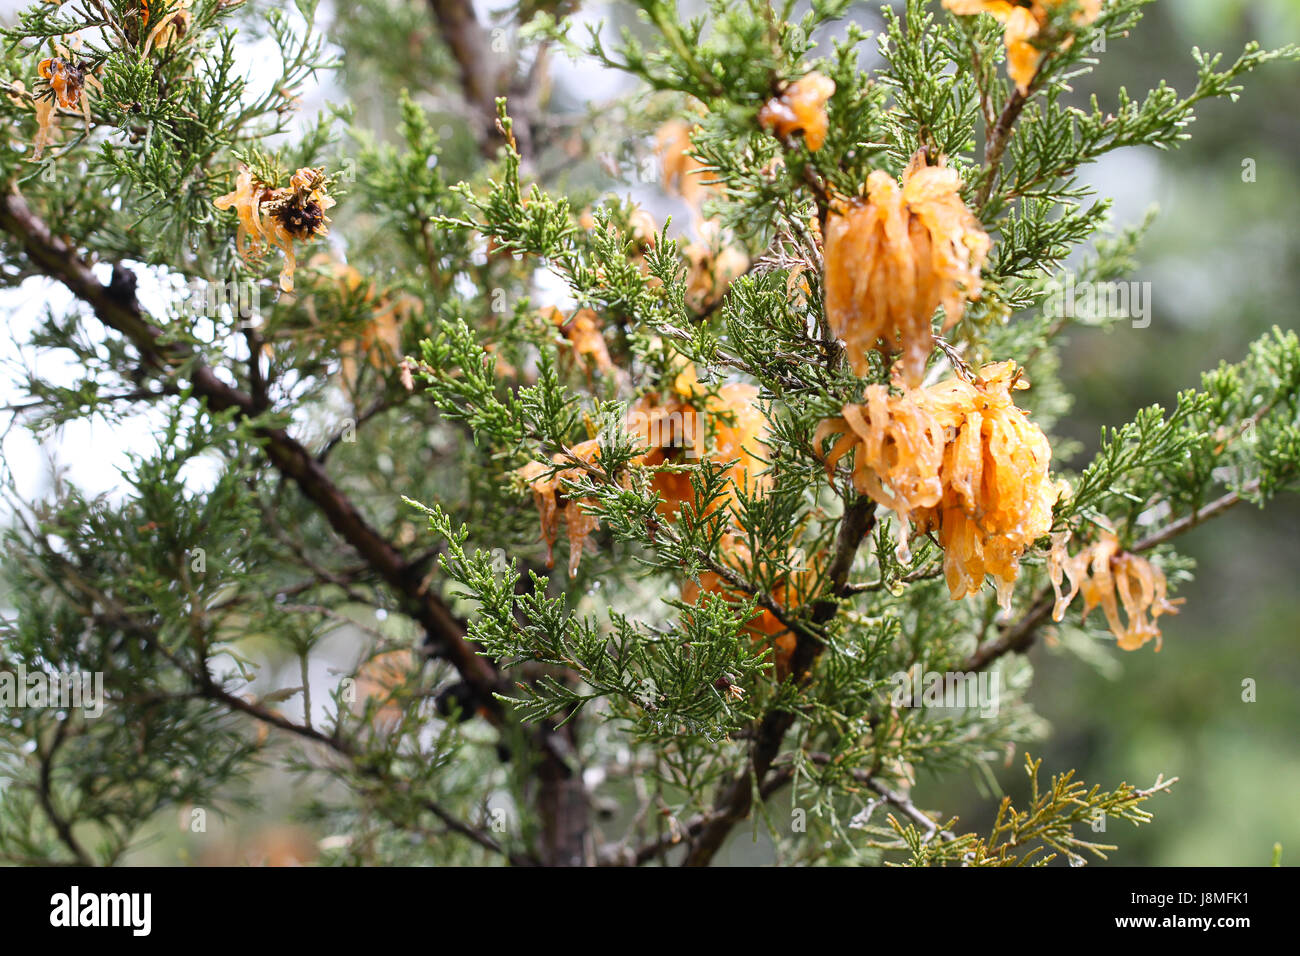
left=607, top=744, right=949, bottom=864
left=965, top=592, right=1054, bottom=673
left=974, top=87, right=1028, bottom=210
left=0, top=189, right=501, bottom=716
left=1132, top=482, right=1256, bottom=552
left=425, top=0, right=537, bottom=159
left=600, top=766, right=796, bottom=866
left=427, top=0, right=497, bottom=119
left=974, top=56, right=1053, bottom=212
left=680, top=497, right=877, bottom=866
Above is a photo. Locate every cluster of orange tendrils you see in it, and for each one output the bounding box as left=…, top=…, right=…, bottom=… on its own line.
left=815, top=381, right=944, bottom=558
left=655, top=121, right=749, bottom=313
left=546, top=306, right=617, bottom=379
left=32, top=51, right=101, bottom=158
left=517, top=360, right=772, bottom=612
left=141, top=0, right=194, bottom=53
left=517, top=439, right=605, bottom=579
left=942, top=0, right=1102, bottom=94
left=817, top=361, right=1061, bottom=608
left=315, top=257, right=421, bottom=395
left=517, top=357, right=814, bottom=677
left=682, top=221, right=751, bottom=314
left=38, top=56, right=83, bottom=111
left=625, top=363, right=771, bottom=522
left=214, top=165, right=336, bottom=293
left=635, top=368, right=811, bottom=677
left=656, top=118, right=718, bottom=209
left=823, top=151, right=991, bottom=388
left=1048, top=529, right=1182, bottom=651
left=758, top=72, right=836, bottom=152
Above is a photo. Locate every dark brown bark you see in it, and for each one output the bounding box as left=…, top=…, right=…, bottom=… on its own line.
left=533, top=721, right=590, bottom=866
left=425, top=0, right=536, bottom=159
left=0, top=189, right=500, bottom=715
left=427, top=0, right=497, bottom=119
left=0, top=187, right=599, bottom=865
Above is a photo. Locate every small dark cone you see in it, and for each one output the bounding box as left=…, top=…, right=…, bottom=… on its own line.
left=273, top=198, right=325, bottom=238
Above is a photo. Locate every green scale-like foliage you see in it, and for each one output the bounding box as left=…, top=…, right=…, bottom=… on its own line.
left=0, top=0, right=1295, bottom=866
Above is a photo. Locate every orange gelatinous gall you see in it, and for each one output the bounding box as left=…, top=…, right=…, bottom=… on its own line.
left=823, top=152, right=990, bottom=388
left=1048, top=529, right=1182, bottom=652
left=683, top=222, right=750, bottom=314
left=548, top=306, right=616, bottom=377
left=626, top=370, right=770, bottom=523
left=758, top=72, right=836, bottom=152
left=518, top=439, right=604, bottom=578
left=214, top=166, right=336, bottom=293
left=656, top=119, right=717, bottom=207
left=817, top=362, right=1060, bottom=607
left=683, top=534, right=821, bottom=680
left=942, top=1, right=1102, bottom=94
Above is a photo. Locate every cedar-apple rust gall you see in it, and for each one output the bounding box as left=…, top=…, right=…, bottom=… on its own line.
left=214, top=165, right=337, bottom=293
left=758, top=72, right=836, bottom=151
left=942, top=0, right=1103, bottom=94
left=516, top=360, right=771, bottom=577
left=816, top=362, right=1062, bottom=611
left=823, top=150, right=991, bottom=389
left=32, top=44, right=103, bottom=158
left=1048, top=529, right=1182, bottom=652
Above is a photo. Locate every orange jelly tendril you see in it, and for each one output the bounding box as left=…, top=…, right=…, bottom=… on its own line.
left=817, top=361, right=1061, bottom=609
left=942, top=1, right=1102, bottom=94
left=1048, top=529, right=1182, bottom=651
left=214, top=165, right=336, bottom=293
left=823, top=152, right=990, bottom=388
left=518, top=440, right=604, bottom=579
left=758, top=72, right=836, bottom=151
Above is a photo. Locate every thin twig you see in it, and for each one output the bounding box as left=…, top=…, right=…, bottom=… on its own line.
left=966, top=479, right=1263, bottom=672
left=1132, top=481, right=1257, bottom=552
